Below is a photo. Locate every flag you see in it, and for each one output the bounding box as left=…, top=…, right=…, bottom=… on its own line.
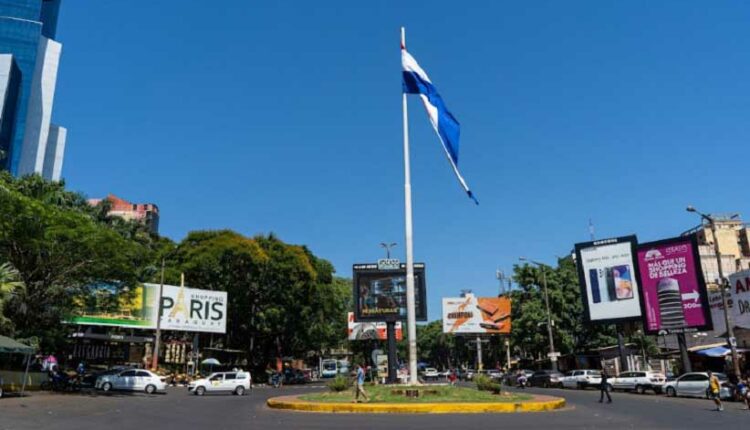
left=401, top=45, right=478, bottom=204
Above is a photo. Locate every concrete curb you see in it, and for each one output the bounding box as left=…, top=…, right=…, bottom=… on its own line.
left=267, top=394, right=566, bottom=414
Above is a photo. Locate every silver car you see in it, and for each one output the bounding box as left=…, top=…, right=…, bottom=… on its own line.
left=663, top=372, right=731, bottom=399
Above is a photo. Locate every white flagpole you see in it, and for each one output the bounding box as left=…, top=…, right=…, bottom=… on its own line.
left=401, top=26, right=418, bottom=385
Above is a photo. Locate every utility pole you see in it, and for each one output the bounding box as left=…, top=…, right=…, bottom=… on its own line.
left=686, top=206, right=741, bottom=377
left=151, top=258, right=166, bottom=370
left=519, top=257, right=558, bottom=371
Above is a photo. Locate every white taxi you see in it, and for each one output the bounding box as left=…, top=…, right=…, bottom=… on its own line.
left=189, top=371, right=251, bottom=396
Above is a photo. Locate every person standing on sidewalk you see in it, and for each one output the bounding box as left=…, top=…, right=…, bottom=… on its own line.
left=599, top=369, right=612, bottom=403
left=708, top=371, right=723, bottom=411
left=353, top=364, right=369, bottom=403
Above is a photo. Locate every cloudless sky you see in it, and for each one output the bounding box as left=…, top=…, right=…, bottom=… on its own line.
left=55, top=1, right=750, bottom=321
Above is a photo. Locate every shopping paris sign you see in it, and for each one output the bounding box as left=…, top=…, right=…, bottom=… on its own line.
left=146, top=283, right=228, bottom=334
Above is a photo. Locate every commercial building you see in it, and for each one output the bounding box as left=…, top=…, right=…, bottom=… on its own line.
left=0, top=0, right=67, bottom=181
left=682, top=215, right=750, bottom=283
left=88, top=194, right=160, bottom=234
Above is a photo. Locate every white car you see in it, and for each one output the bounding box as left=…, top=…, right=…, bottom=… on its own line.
left=609, top=371, right=666, bottom=394
left=663, top=372, right=732, bottom=400
left=560, top=369, right=602, bottom=389
left=189, top=371, right=251, bottom=396
left=96, top=369, right=166, bottom=394
left=422, top=368, right=439, bottom=381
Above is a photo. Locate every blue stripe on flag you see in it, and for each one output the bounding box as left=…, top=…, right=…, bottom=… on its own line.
left=402, top=71, right=460, bottom=165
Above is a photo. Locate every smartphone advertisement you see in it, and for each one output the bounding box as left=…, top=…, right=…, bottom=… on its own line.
left=636, top=235, right=712, bottom=334
left=575, top=236, right=643, bottom=323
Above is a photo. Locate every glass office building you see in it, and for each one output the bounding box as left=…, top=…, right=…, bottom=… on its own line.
left=0, top=0, right=66, bottom=180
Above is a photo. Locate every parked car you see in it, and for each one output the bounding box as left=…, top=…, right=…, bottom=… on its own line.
left=189, top=371, right=252, bottom=396
left=422, top=368, right=440, bottom=381
left=463, top=369, right=477, bottom=381
left=560, top=369, right=601, bottom=389
left=95, top=369, right=166, bottom=394
left=486, top=369, right=504, bottom=381
left=663, top=372, right=732, bottom=400
left=529, top=370, right=564, bottom=388
left=609, top=371, right=666, bottom=394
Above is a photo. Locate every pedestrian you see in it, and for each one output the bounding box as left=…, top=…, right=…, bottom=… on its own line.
left=448, top=369, right=457, bottom=386
left=708, top=370, right=723, bottom=411
left=353, top=364, right=369, bottom=403
left=599, top=369, right=612, bottom=403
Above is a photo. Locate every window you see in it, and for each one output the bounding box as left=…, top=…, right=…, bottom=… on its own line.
left=120, top=370, right=136, bottom=377
left=224, top=373, right=237, bottom=380
left=136, top=371, right=151, bottom=377
left=636, top=372, right=646, bottom=378
left=209, top=374, right=223, bottom=381
left=680, top=374, right=707, bottom=382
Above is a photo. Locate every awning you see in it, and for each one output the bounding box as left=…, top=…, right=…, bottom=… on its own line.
left=0, top=335, right=35, bottom=354
left=695, top=346, right=731, bottom=357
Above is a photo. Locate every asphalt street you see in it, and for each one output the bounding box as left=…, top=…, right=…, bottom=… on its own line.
left=0, top=383, right=748, bottom=430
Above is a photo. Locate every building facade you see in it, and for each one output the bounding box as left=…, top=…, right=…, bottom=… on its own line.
left=88, top=194, right=160, bottom=234
left=0, top=0, right=67, bottom=181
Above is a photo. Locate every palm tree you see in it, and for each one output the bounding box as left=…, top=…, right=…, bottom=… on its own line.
left=0, top=262, right=24, bottom=333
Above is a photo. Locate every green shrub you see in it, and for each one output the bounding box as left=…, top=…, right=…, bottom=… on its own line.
left=475, top=374, right=502, bottom=394
left=327, top=375, right=351, bottom=392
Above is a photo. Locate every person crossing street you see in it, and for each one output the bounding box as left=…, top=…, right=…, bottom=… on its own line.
left=708, top=371, right=723, bottom=411
left=599, top=369, right=612, bottom=403
left=353, top=364, right=369, bottom=403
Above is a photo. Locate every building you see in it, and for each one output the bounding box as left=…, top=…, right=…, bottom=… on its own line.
left=88, top=194, right=160, bottom=234
left=682, top=215, right=750, bottom=283
left=0, top=0, right=67, bottom=181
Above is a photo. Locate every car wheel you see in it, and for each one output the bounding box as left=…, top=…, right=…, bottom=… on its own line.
left=102, top=382, right=112, bottom=392
left=235, top=386, right=245, bottom=396
left=195, top=386, right=206, bottom=396
left=666, top=387, right=676, bottom=397
left=543, top=381, right=549, bottom=388
left=145, top=384, right=156, bottom=395
left=577, top=382, right=584, bottom=390
left=0, top=386, right=3, bottom=398
left=635, top=385, right=645, bottom=394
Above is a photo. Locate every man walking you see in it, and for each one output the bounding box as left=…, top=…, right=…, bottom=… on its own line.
left=599, top=369, right=612, bottom=403
left=353, top=364, right=369, bottom=403
left=708, top=371, right=723, bottom=411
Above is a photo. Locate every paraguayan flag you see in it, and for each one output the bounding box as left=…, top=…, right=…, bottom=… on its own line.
left=402, top=45, right=478, bottom=205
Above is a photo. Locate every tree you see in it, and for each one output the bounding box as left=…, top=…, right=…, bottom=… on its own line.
left=0, top=262, right=24, bottom=335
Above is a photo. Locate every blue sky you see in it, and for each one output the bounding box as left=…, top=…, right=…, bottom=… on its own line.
left=55, top=1, right=750, bottom=321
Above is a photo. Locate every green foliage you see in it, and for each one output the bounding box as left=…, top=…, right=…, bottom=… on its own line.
left=327, top=375, right=351, bottom=392
left=0, top=262, right=24, bottom=335
left=474, top=374, right=501, bottom=393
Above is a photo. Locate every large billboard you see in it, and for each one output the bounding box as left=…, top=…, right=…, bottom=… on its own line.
left=353, top=263, right=427, bottom=322
left=347, top=312, right=402, bottom=340
left=575, top=236, right=643, bottom=323
left=710, top=269, right=750, bottom=333
left=636, top=235, right=712, bottom=334
left=442, top=295, right=511, bottom=334
left=66, top=283, right=227, bottom=334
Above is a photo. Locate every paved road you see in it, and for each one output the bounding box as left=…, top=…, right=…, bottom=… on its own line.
left=0, top=383, right=747, bottom=430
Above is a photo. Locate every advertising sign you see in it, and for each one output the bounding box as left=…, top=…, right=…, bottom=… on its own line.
left=353, top=263, right=427, bottom=322
left=66, top=283, right=227, bottom=334
left=347, top=312, right=403, bottom=340
left=574, top=236, right=643, bottom=323
left=155, top=284, right=227, bottom=334
left=636, top=235, right=712, bottom=334
left=442, top=295, right=511, bottom=334
left=710, top=270, right=750, bottom=333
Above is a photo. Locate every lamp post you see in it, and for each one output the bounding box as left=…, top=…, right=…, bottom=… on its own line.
left=686, top=205, right=741, bottom=377
left=380, top=242, right=397, bottom=259
left=519, top=257, right=557, bottom=371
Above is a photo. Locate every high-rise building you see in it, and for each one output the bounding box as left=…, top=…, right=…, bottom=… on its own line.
left=0, top=0, right=67, bottom=181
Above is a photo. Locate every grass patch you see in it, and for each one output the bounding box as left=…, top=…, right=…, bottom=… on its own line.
left=300, top=384, right=532, bottom=404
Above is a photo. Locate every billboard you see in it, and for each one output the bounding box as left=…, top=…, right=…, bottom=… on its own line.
left=347, top=312, right=403, bottom=340
left=574, top=236, right=643, bottom=323
left=442, top=295, right=511, bottom=334
left=353, top=263, right=427, bottom=322
left=710, top=270, right=750, bottom=333
left=66, top=283, right=227, bottom=334
left=636, top=235, right=712, bottom=334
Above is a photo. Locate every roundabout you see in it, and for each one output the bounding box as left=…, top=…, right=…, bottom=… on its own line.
left=267, top=385, right=566, bottom=414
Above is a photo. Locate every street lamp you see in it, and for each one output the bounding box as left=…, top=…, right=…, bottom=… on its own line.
left=686, top=205, right=741, bottom=377
left=380, top=242, right=397, bottom=259
left=519, top=257, right=558, bottom=371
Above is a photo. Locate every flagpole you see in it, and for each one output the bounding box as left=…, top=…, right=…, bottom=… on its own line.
left=401, top=26, right=419, bottom=385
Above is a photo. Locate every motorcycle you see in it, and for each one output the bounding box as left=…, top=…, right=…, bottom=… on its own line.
left=270, top=372, right=282, bottom=388
left=517, top=375, right=528, bottom=389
